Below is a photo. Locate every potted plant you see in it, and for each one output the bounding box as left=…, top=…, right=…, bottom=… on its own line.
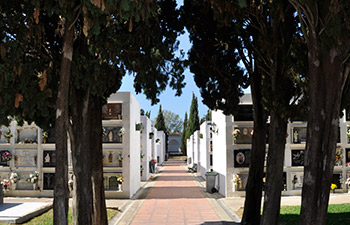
left=232, top=129, right=240, bottom=143
left=4, top=131, right=12, bottom=143
left=42, top=131, right=48, bottom=144
left=26, top=171, right=39, bottom=190
left=292, top=175, right=298, bottom=189
left=136, top=123, right=143, bottom=131
left=2, top=151, right=12, bottom=165
left=149, top=132, right=154, bottom=139
left=1, top=179, right=10, bottom=190
left=117, top=176, right=124, bottom=191
left=345, top=177, right=350, bottom=193
left=10, top=172, right=20, bottom=190
left=117, top=154, right=123, bottom=167
left=233, top=174, right=242, bottom=191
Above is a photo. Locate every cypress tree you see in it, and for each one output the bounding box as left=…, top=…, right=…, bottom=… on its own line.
left=155, top=105, right=166, bottom=132
left=181, top=112, right=188, bottom=155
left=186, top=93, right=200, bottom=139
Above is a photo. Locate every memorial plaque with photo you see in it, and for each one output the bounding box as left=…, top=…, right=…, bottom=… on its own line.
left=102, top=103, right=122, bottom=120
left=234, top=105, right=254, bottom=121
left=103, top=127, right=123, bottom=143
left=235, top=127, right=253, bottom=144
left=234, top=149, right=251, bottom=167
left=43, top=173, right=55, bottom=190
left=292, top=150, right=304, bottom=166
left=43, top=151, right=56, bottom=167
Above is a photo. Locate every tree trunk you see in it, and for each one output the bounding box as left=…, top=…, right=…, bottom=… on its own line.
left=241, top=70, right=267, bottom=225
left=90, top=96, right=108, bottom=225
left=299, top=46, right=348, bottom=225
left=261, top=113, right=288, bottom=225
left=53, top=13, right=74, bottom=225
left=71, top=88, right=93, bottom=225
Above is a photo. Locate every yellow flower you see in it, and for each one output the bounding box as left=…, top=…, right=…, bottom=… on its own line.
left=330, top=183, right=337, bottom=190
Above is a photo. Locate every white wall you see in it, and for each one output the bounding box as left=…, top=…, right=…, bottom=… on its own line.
left=141, top=116, right=152, bottom=181
left=186, top=137, right=193, bottom=166
left=199, top=121, right=212, bottom=179
left=212, top=110, right=231, bottom=197
left=107, top=92, right=141, bottom=198
left=156, top=131, right=165, bottom=165
left=193, top=131, right=200, bottom=166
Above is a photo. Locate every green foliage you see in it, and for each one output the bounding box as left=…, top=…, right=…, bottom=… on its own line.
left=182, top=0, right=245, bottom=116
left=279, top=204, right=350, bottom=225
left=181, top=112, right=188, bottom=155
left=155, top=105, right=167, bottom=132
left=185, top=93, right=199, bottom=139
left=163, top=110, right=183, bottom=133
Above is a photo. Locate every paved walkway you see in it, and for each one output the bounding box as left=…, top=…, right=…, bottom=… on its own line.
left=127, top=160, right=233, bottom=225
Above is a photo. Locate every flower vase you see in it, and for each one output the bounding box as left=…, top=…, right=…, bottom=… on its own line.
left=332, top=189, right=335, bottom=193
left=119, top=160, right=123, bottom=167
left=118, top=183, right=122, bottom=192
left=43, top=138, right=47, bottom=144
left=7, top=138, right=10, bottom=143
left=33, top=183, right=37, bottom=190
left=12, top=183, right=16, bottom=191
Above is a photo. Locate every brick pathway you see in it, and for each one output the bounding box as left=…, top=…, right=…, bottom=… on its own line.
left=131, top=159, right=222, bottom=225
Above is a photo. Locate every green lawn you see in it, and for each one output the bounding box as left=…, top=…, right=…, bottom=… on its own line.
left=0, top=208, right=118, bottom=225
left=280, top=204, right=350, bottom=225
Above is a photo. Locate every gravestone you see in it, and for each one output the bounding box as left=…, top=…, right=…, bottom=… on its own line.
left=43, top=173, right=55, bottom=190
left=234, top=149, right=251, bottom=168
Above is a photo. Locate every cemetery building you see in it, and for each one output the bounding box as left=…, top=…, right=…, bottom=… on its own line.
left=0, top=91, right=143, bottom=199
left=209, top=93, right=350, bottom=197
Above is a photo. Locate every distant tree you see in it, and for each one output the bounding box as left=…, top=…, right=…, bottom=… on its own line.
left=155, top=105, right=167, bottom=132
left=186, top=93, right=200, bottom=139
left=163, top=110, right=182, bottom=133
left=145, top=111, right=151, bottom=119
left=181, top=112, right=188, bottom=155
left=200, top=109, right=212, bottom=124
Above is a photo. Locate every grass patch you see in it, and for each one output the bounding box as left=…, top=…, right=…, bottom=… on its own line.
left=0, top=208, right=118, bottom=225
left=280, top=203, right=350, bottom=225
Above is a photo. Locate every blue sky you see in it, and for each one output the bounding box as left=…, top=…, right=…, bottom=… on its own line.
left=119, top=31, right=209, bottom=121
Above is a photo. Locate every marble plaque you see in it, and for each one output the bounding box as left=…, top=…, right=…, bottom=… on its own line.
left=102, top=127, right=122, bottom=143
left=15, top=172, right=35, bottom=190
left=43, top=173, right=55, bottom=190
left=17, top=127, right=37, bottom=143
left=291, top=150, right=304, bottom=166
left=102, top=103, right=122, bottom=120
left=234, top=149, right=251, bottom=168
left=108, top=176, right=118, bottom=190
left=15, top=151, right=37, bottom=167
left=43, top=151, right=56, bottom=167
left=234, top=105, right=253, bottom=121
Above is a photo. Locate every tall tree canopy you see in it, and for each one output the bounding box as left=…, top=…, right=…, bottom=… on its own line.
left=0, top=0, right=186, bottom=224
left=155, top=105, right=167, bottom=132
left=163, top=110, right=182, bottom=133
left=181, top=112, right=188, bottom=155
left=185, top=93, right=200, bottom=139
